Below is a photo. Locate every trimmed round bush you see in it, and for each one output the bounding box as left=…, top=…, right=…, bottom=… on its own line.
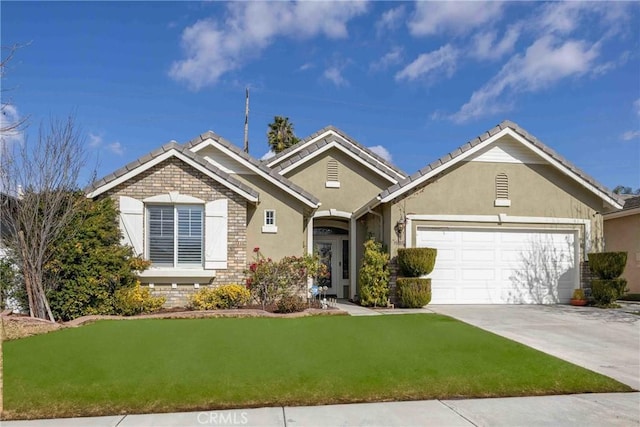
left=276, top=295, right=307, bottom=313
left=397, top=248, right=437, bottom=277
left=588, top=252, right=627, bottom=279
left=396, top=278, right=432, bottom=308
left=591, top=279, right=628, bottom=306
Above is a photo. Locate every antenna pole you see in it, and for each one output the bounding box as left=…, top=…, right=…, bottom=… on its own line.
left=244, top=88, right=249, bottom=153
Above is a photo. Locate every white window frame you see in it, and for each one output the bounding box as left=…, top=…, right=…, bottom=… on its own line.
left=146, top=204, right=204, bottom=268
left=262, top=209, right=278, bottom=233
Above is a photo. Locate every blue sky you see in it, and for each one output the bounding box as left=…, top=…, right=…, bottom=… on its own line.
left=2, top=1, right=639, bottom=190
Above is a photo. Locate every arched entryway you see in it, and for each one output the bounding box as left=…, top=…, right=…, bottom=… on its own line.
left=313, top=220, right=350, bottom=298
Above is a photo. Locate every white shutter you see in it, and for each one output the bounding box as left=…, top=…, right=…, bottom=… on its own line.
left=119, top=196, right=144, bottom=256
left=205, top=199, right=228, bottom=269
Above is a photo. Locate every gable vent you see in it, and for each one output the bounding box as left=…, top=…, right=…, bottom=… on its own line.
left=495, top=173, right=511, bottom=207
left=326, top=159, right=340, bottom=188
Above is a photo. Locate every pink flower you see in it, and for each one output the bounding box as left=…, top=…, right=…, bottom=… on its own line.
left=253, top=247, right=260, bottom=253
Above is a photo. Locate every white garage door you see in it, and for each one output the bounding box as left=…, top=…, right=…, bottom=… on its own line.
left=416, top=228, right=578, bottom=304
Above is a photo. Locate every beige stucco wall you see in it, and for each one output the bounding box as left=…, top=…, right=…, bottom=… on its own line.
left=385, top=161, right=605, bottom=260
left=604, top=213, right=640, bottom=294
left=234, top=174, right=308, bottom=261
left=283, top=149, right=392, bottom=214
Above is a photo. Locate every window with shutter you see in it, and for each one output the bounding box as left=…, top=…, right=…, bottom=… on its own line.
left=148, top=204, right=203, bottom=267
left=494, top=173, right=511, bottom=207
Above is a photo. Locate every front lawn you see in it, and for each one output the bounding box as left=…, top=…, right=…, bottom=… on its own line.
left=3, top=314, right=632, bottom=419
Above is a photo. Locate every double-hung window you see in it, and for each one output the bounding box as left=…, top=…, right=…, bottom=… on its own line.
left=148, top=205, right=203, bottom=267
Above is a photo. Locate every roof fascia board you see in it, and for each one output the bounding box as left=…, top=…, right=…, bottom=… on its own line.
left=603, top=207, right=640, bottom=220
left=380, top=128, right=512, bottom=202
left=266, top=130, right=336, bottom=167
left=506, top=131, right=623, bottom=210
left=278, top=141, right=399, bottom=184
left=87, top=150, right=259, bottom=202
left=212, top=141, right=319, bottom=208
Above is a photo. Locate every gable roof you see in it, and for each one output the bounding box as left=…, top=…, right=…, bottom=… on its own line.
left=183, top=131, right=320, bottom=209
left=86, top=141, right=259, bottom=202
left=362, top=120, right=622, bottom=213
left=266, top=125, right=407, bottom=184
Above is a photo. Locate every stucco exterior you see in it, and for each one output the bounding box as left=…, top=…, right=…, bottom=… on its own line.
left=604, top=211, right=640, bottom=294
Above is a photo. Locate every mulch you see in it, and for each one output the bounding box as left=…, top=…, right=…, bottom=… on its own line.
left=1, top=305, right=346, bottom=340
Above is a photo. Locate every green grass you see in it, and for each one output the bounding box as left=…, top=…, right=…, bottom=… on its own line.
left=4, top=314, right=632, bottom=419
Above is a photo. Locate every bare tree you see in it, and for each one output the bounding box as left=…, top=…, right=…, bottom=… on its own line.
left=1, top=116, right=88, bottom=321
left=1, top=44, right=29, bottom=143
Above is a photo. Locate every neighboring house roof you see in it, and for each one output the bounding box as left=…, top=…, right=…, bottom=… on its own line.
left=604, top=195, right=640, bottom=220
left=357, top=120, right=623, bottom=216
left=86, top=141, right=260, bottom=202
left=183, top=131, right=320, bottom=209
left=266, top=125, right=407, bottom=184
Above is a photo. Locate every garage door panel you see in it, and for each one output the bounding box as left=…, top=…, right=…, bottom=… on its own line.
left=417, top=228, right=578, bottom=305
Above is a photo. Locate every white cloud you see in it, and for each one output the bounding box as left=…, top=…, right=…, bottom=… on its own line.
left=107, top=142, right=124, bottom=155
left=170, top=1, right=368, bottom=90
left=88, top=132, right=103, bottom=148
left=370, top=47, right=403, bottom=72
left=621, top=130, right=640, bottom=141
left=634, top=98, right=640, bottom=116
left=324, top=66, right=348, bottom=87
left=368, top=145, right=392, bottom=162
left=376, top=5, right=405, bottom=35
left=470, top=25, right=520, bottom=61
left=451, top=36, right=600, bottom=123
left=88, top=131, right=123, bottom=155
left=298, top=62, right=314, bottom=72
left=408, top=1, right=504, bottom=36
left=260, top=150, right=275, bottom=161
left=395, top=44, right=458, bottom=83
left=0, top=104, right=25, bottom=147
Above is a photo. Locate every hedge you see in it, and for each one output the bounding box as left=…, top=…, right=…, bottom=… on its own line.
left=396, top=278, right=432, bottom=308
left=397, top=248, right=437, bottom=277
left=588, top=252, right=627, bottom=280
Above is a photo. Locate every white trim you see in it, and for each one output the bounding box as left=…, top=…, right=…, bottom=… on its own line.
left=306, top=217, right=314, bottom=256
left=278, top=142, right=399, bottom=184
left=139, top=269, right=216, bottom=279
left=267, top=130, right=335, bottom=166
left=208, top=141, right=319, bottom=209
left=264, top=209, right=276, bottom=226
left=261, top=225, right=278, bottom=233
left=407, top=214, right=592, bottom=255
left=143, top=192, right=205, bottom=204
left=350, top=217, right=357, bottom=299
left=313, top=209, right=352, bottom=219
left=494, top=199, right=511, bottom=207
left=87, top=149, right=259, bottom=202
left=379, top=128, right=623, bottom=210
left=325, top=181, right=341, bottom=188
left=604, top=207, right=640, bottom=220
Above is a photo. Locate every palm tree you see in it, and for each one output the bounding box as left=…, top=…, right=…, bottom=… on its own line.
left=267, top=116, right=300, bottom=154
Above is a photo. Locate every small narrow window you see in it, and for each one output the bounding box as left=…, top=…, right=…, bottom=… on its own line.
left=494, top=173, right=511, bottom=207
left=262, top=209, right=278, bottom=233
left=326, top=159, right=340, bottom=188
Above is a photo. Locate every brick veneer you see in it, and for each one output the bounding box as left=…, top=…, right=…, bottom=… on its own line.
left=102, top=157, right=248, bottom=306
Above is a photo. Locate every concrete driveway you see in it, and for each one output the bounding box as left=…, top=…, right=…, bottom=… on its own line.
left=429, top=304, right=640, bottom=390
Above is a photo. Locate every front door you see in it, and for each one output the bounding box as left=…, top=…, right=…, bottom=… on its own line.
left=315, top=237, right=349, bottom=298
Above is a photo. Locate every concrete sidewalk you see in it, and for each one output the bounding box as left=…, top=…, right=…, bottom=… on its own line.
left=3, top=393, right=638, bottom=426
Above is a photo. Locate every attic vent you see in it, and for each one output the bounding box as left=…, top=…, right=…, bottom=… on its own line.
left=495, top=173, right=511, bottom=207
left=326, top=159, right=340, bottom=188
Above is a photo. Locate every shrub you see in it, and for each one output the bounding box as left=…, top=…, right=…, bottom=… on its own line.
left=591, top=279, right=628, bottom=307
left=396, top=278, right=432, bottom=308
left=359, top=239, right=390, bottom=307
left=276, top=295, right=307, bottom=313
left=620, top=293, right=640, bottom=302
left=114, top=282, right=166, bottom=316
left=397, top=248, right=437, bottom=277
left=189, top=284, right=251, bottom=310
left=245, top=248, right=327, bottom=310
left=571, top=289, right=585, bottom=300
left=588, top=252, right=627, bottom=280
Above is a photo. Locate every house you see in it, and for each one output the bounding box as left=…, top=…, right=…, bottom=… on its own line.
left=603, top=195, right=640, bottom=294
left=87, top=120, right=623, bottom=306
